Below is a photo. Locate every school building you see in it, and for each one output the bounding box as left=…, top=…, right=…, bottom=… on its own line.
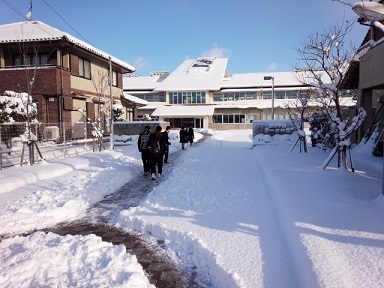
left=123, top=57, right=355, bottom=129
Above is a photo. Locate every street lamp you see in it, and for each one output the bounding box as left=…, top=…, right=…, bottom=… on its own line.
left=264, top=76, right=275, bottom=120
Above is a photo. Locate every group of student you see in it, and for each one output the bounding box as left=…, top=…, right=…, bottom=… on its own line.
left=138, top=125, right=194, bottom=180
left=179, top=126, right=195, bottom=150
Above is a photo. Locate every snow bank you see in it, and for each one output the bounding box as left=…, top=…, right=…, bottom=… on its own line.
left=0, top=232, right=154, bottom=288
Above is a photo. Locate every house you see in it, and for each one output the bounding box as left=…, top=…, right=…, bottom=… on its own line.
left=342, top=0, right=384, bottom=155
left=0, top=20, right=139, bottom=139
left=123, top=57, right=355, bottom=129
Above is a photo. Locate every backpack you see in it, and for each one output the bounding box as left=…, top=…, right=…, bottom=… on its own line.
left=150, top=133, right=163, bottom=155
left=151, top=139, right=162, bottom=154
left=139, top=133, right=150, bottom=150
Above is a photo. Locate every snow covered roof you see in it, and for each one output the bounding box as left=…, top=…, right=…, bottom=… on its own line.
left=0, top=21, right=135, bottom=72
left=123, top=58, right=329, bottom=93
left=151, top=105, right=215, bottom=117
left=122, top=93, right=148, bottom=106
left=221, top=72, right=304, bottom=89
left=123, top=75, right=162, bottom=90
left=153, top=57, right=229, bottom=91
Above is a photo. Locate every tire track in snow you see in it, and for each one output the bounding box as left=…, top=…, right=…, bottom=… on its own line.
left=251, top=153, right=318, bottom=288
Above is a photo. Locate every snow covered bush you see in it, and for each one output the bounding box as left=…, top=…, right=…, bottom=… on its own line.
left=0, top=91, right=37, bottom=123
left=112, top=104, right=124, bottom=121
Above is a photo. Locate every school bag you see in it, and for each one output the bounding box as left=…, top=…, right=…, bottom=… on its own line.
left=150, top=133, right=163, bottom=155
left=139, top=133, right=150, bottom=150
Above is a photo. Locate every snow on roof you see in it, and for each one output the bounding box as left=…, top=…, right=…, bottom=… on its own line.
left=0, top=21, right=135, bottom=72
left=151, top=105, right=215, bottom=117
left=153, top=58, right=229, bottom=91
left=123, top=59, right=329, bottom=93
left=122, top=93, right=148, bottom=106
left=123, top=75, right=162, bottom=90
left=223, top=72, right=304, bottom=88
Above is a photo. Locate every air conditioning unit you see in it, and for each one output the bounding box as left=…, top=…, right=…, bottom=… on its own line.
left=43, top=126, right=60, bottom=142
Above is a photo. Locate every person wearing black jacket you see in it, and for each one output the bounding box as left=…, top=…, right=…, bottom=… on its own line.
left=187, top=125, right=195, bottom=147
left=162, top=126, right=172, bottom=163
left=179, top=126, right=188, bottom=150
left=148, top=125, right=166, bottom=180
left=137, top=126, right=151, bottom=176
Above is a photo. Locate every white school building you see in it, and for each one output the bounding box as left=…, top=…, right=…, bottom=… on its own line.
left=123, top=57, right=354, bottom=129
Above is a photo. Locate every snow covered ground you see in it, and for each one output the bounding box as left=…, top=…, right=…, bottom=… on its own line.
left=0, top=129, right=383, bottom=287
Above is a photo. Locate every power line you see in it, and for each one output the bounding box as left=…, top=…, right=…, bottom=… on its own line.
left=1, top=0, right=28, bottom=20
left=40, top=0, right=94, bottom=45
left=1, top=0, right=94, bottom=46
left=1, top=0, right=58, bottom=39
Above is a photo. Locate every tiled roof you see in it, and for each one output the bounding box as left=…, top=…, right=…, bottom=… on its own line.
left=0, top=21, right=135, bottom=72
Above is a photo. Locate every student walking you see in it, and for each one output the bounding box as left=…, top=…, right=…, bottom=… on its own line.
left=179, top=126, right=188, bottom=150
left=148, top=126, right=165, bottom=180
left=162, top=126, right=171, bottom=163
left=137, top=126, right=151, bottom=176
left=187, top=125, right=195, bottom=147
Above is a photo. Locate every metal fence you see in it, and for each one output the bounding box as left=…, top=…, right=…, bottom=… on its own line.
left=0, top=122, right=106, bottom=169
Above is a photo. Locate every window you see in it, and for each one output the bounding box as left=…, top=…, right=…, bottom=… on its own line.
left=170, top=92, right=206, bottom=104
left=286, top=91, right=298, bottom=99
left=78, top=57, right=91, bottom=79
left=275, top=92, right=285, bottom=99
left=112, top=71, right=118, bottom=87
left=13, top=53, right=49, bottom=66
left=263, top=91, right=272, bottom=99
left=213, top=114, right=246, bottom=123
left=133, top=93, right=165, bottom=102
left=213, top=92, right=256, bottom=102
left=213, top=94, right=224, bottom=101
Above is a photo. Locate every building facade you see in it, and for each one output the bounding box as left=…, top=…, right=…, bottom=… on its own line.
left=0, top=21, right=136, bottom=138
left=342, top=0, right=384, bottom=155
left=123, top=57, right=355, bottom=129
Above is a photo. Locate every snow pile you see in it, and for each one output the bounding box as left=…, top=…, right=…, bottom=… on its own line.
left=253, top=132, right=297, bottom=144
left=0, top=232, right=154, bottom=288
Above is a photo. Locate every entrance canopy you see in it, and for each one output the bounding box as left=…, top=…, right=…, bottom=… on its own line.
left=122, top=92, right=148, bottom=108
left=151, top=105, right=215, bottom=117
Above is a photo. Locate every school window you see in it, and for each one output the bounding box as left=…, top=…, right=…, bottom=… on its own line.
left=275, top=91, right=285, bottom=99
left=78, top=57, right=91, bottom=79
left=286, top=91, right=298, bottom=99
left=170, top=92, right=206, bottom=104
left=132, top=93, right=165, bottom=102
left=213, top=92, right=256, bottom=101
left=263, top=91, right=272, bottom=99
left=213, top=94, right=224, bottom=101
left=213, top=114, right=246, bottom=123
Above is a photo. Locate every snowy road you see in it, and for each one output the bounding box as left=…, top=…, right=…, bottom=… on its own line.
left=252, top=152, right=318, bottom=288
left=1, top=130, right=383, bottom=287
left=117, top=130, right=384, bottom=288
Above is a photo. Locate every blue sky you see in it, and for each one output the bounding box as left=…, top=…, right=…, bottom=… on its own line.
left=0, top=0, right=369, bottom=76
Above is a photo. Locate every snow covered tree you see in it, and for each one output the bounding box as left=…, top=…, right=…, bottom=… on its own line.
left=285, top=89, right=316, bottom=153
left=295, top=21, right=367, bottom=170
left=91, top=69, right=109, bottom=130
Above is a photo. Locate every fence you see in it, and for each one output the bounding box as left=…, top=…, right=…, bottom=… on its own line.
left=0, top=122, right=105, bottom=169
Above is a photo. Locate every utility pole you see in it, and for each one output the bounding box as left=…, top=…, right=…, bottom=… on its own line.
left=109, top=57, right=114, bottom=150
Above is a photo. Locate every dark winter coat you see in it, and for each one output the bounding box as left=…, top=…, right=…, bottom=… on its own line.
left=162, top=131, right=171, bottom=146
left=179, top=129, right=188, bottom=144
left=148, top=131, right=166, bottom=155
left=187, top=127, right=194, bottom=143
